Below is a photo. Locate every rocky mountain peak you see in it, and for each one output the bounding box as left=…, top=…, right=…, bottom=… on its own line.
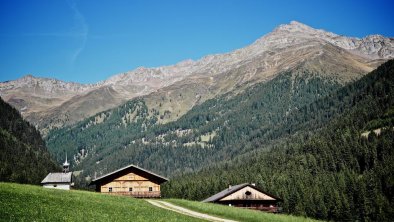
left=0, top=73, right=94, bottom=94
left=271, top=20, right=336, bottom=39
left=276, top=21, right=324, bottom=34
left=262, top=21, right=394, bottom=60
left=1, top=21, right=393, bottom=132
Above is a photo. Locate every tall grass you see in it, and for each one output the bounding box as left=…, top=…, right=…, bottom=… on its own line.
left=0, top=183, right=203, bottom=222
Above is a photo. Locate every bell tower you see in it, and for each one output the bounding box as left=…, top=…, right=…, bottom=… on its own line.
left=63, top=154, right=70, bottom=173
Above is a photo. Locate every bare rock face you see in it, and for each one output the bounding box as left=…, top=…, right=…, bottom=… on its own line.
left=0, top=75, right=96, bottom=116
left=1, top=21, right=393, bottom=132
left=253, top=21, right=393, bottom=59
left=0, top=74, right=93, bottom=92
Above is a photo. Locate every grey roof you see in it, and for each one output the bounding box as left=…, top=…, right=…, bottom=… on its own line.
left=202, top=183, right=282, bottom=202
left=41, top=172, right=72, bottom=184
left=202, top=183, right=249, bottom=202
left=90, top=164, right=168, bottom=184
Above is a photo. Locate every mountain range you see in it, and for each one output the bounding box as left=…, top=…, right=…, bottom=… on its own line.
left=1, top=21, right=394, bottom=221
left=1, top=21, right=393, bottom=135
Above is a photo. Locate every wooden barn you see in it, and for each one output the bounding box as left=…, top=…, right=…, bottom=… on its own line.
left=202, top=183, right=282, bottom=213
left=89, top=164, right=168, bottom=198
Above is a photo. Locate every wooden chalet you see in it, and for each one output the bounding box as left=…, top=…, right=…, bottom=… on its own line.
left=203, top=183, right=282, bottom=213
left=89, top=164, right=168, bottom=198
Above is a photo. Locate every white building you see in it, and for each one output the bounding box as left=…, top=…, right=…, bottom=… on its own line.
left=41, top=155, right=73, bottom=190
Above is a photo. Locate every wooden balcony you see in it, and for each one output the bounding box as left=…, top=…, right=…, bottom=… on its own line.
left=104, top=191, right=161, bottom=198
left=238, top=206, right=282, bottom=213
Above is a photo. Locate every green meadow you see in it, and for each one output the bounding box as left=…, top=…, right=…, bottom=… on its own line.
left=0, top=183, right=202, bottom=222
left=0, top=182, right=318, bottom=221
left=166, top=199, right=318, bottom=222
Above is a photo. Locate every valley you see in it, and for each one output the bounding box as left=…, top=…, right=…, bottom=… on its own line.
left=1, top=20, right=394, bottom=221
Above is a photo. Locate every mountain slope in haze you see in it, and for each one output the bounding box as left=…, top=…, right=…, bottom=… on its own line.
left=162, top=60, right=394, bottom=221
left=1, top=21, right=393, bottom=133
left=0, top=97, right=60, bottom=184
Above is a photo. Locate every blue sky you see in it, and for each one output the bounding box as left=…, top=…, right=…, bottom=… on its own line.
left=0, top=0, right=393, bottom=84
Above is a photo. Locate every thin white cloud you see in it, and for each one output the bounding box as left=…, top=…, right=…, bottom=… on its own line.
left=67, top=0, right=89, bottom=66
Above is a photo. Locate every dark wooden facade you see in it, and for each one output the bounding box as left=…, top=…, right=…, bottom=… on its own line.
left=203, top=183, right=282, bottom=213
left=89, top=164, right=168, bottom=198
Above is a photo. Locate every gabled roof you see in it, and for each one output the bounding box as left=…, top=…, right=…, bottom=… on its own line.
left=90, top=164, right=168, bottom=185
left=202, top=183, right=282, bottom=202
left=41, top=172, right=72, bottom=184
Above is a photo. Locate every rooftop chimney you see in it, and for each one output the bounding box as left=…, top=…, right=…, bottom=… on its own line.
left=251, top=183, right=256, bottom=186
left=228, top=185, right=232, bottom=190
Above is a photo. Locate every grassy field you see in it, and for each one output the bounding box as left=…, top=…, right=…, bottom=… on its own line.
left=0, top=183, right=319, bottom=221
left=166, top=199, right=319, bottom=222
left=0, top=183, right=203, bottom=222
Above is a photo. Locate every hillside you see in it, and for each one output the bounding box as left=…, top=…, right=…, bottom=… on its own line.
left=162, top=60, right=394, bottom=221
left=46, top=65, right=344, bottom=179
left=0, top=97, right=59, bottom=184
left=1, top=21, right=392, bottom=133
left=45, top=54, right=394, bottom=185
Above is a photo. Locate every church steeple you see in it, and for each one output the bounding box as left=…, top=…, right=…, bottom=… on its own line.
left=63, top=154, right=70, bottom=173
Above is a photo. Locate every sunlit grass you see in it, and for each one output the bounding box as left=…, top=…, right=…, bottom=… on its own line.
left=166, top=199, right=319, bottom=222
left=0, top=183, right=203, bottom=222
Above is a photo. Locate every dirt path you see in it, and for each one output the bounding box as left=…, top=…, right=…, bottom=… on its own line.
left=146, top=200, right=238, bottom=222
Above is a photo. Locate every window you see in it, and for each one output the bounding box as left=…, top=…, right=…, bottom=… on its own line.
left=149, top=187, right=153, bottom=192
left=245, top=191, right=252, bottom=196
left=109, top=187, right=112, bottom=192
left=53, top=185, right=57, bottom=187
left=129, top=187, right=133, bottom=192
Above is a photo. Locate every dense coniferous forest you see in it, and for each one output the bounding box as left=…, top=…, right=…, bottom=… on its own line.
left=46, top=68, right=343, bottom=179
left=162, top=60, right=394, bottom=221
left=44, top=60, right=394, bottom=221
left=0, top=97, right=60, bottom=184
left=45, top=60, right=394, bottom=220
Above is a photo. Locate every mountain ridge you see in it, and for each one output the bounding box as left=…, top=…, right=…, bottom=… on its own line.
left=3, top=21, right=393, bottom=87
left=1, top=21, right=393, bottom=132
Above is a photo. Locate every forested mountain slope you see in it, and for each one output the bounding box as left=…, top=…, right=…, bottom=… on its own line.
left=162, top=60, right=394, bottom=221
left=46, top=64, right=345, bottom=181
left=0, top=97, right=59, bottom=184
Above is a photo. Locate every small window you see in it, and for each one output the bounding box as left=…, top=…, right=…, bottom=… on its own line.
left=129, top=187, right=133, bottom=192
left=109, top=187, right=113, bottom=192
left=149, top=187, right=153, bottom=192
left=245, top=191, right=252, bottom=196
left=53, top=184, right=57, bottom=187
